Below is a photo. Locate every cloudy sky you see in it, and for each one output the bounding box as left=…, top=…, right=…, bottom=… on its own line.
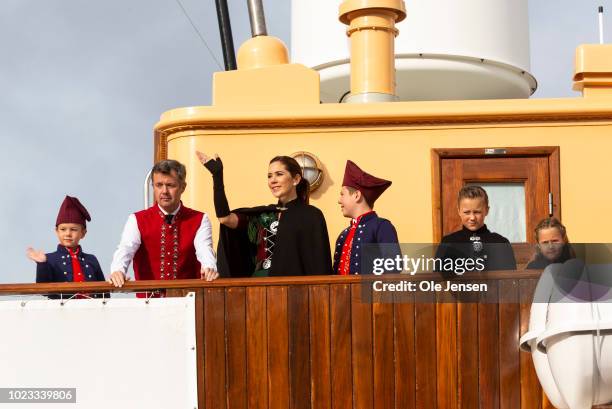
left=0, top=0, right=607, bottom=283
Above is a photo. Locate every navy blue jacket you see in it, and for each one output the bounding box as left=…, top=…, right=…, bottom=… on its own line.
left=333, top=212, right=400, bottom=275
left=36, top=245, right=105, bottom=283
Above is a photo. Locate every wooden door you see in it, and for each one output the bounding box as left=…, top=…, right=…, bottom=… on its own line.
left=432, top=147, right=561, bottom=266
left=441, top=156, right=549, bottom=241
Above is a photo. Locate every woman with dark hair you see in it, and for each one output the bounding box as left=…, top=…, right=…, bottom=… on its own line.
left=526, top=217, right=574, bottom=269
left=196, top=151, right=332, bottom=277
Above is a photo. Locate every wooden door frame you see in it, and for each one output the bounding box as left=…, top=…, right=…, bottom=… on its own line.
left=431, top=146, right=561, bottom=242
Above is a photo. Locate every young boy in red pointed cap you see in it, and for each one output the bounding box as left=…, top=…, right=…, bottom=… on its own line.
left=27, top=196, right=105, bottom=285
left=334, top=160, right=400, bottom=275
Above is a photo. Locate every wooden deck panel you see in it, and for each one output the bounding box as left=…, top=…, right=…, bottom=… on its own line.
left=1, top=271, right=559, bottom=409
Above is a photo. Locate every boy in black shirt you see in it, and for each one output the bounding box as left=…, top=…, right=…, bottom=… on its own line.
left=435, top=186, right=516, bottom=276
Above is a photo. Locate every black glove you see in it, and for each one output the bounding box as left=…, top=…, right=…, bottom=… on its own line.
left=204, top=157, right=223, bottom=179
left=203, top=158, right=230, bottom=218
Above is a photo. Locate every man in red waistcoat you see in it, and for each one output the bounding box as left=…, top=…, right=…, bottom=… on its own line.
left=108, top=160, right=218, bottom=287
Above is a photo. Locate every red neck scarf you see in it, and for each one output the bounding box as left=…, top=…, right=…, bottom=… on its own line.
left=337, top=211, right=374, bottom=275
left=67, top=247, right=84, bottom=283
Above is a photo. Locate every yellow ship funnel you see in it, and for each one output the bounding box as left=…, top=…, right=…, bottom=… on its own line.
left=339, top=0, right=406, bottom=103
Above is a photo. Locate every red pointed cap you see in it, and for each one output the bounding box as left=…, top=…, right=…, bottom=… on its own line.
left=56, top=196, right=91, bottom=227
left=342, top=160, right=392, bottom=206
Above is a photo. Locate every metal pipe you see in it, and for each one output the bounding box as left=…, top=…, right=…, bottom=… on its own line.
left=599, top=6, right=605, bottom=44
left=247, top=0, right=268, bottom=37
left=143, top=170, right=152, bottom=209
left=214, top=0, right=237, bottom=70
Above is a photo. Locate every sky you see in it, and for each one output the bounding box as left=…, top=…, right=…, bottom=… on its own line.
left=0, top=0, right=608, bottom=284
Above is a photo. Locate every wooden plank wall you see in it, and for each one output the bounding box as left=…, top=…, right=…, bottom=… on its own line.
left=194, top=276, right=544, bottom=409
left=5, top=273, right=612, bottom=408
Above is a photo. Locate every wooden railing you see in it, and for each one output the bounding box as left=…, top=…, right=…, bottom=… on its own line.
left=0, top=271, right=567, bottom=408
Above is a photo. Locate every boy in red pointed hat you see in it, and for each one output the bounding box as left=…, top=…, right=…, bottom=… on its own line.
left=27, top=196, right=105, bottom=286
left=334, top=160, right=400, bottom=275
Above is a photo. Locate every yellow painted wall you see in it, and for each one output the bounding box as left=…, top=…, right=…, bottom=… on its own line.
left=157, top=101, right=612, bottom=247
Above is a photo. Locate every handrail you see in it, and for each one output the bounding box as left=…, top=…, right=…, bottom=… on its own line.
left=0, top=270, right=543, bottom=296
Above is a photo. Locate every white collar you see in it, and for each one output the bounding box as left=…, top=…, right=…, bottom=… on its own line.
left=157, top=203, right=181, bottom=216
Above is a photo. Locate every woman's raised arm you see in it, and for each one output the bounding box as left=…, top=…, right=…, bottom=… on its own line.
left=196, top=151, right=239, bottom=229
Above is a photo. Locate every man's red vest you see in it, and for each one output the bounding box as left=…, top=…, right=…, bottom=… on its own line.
left=133, top=204, right=203, bottom=280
